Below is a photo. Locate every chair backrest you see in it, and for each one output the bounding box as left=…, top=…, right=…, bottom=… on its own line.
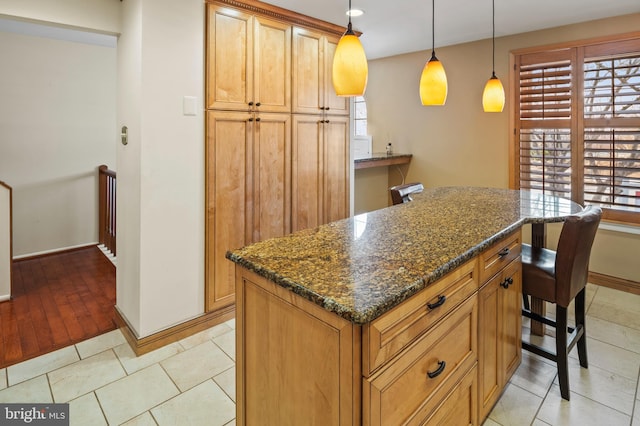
left=389, top=182, right=424, bottom=205
left=555, top=205, right=602, bottom=306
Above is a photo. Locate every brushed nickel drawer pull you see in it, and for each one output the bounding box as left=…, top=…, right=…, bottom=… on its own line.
left=427, top=360, right=446, bottom=379
left=427, top=295, right=446, bottom=310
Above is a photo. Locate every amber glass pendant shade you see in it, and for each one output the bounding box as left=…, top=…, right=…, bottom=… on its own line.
left=420, top=52, right=448, bottom=105
left=332, top=24, right=368, bottom=96
left=482, top=73, right=505, bottom=112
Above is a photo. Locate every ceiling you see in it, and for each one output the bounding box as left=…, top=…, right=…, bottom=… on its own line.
left=266, top=0, right=640, bottom=59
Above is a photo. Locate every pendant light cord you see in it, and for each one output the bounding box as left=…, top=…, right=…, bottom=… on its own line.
left=492, top=0, right=496, bottom=77
left=431, top=0, right=435, bottom=57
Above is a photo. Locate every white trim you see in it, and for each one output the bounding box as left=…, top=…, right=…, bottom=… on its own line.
left=13, top=242, right=99, bottom=260
left=0, top=17, right=117, bottom=47
left=0, top=294, right=10, bottom=302
left=599, top=222, right=640, bottom=235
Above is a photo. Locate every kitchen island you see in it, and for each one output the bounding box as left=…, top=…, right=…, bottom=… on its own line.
left=227, top=187, right=582, bottom=425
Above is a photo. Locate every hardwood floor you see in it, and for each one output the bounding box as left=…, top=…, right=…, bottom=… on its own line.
left=0, top=246, right=116, bottom=369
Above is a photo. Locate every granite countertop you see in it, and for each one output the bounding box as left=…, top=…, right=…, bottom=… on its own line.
left=226, top=187, right=583, bottom=324
left=354, top=152, right=413, bottom=169
left=354, top=152, right=413, bottom=162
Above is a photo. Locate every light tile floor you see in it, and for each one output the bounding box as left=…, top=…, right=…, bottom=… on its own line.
left=0, top=284, right=638, bottom=425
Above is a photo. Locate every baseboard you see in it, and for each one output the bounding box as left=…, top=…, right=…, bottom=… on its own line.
left=589, top=271, right=640, bottom=296
left=114, top=305, right=236, bottom=356
left=13, top=243, right=99, bottom=261
left=0, top=294, right=10, bottom=302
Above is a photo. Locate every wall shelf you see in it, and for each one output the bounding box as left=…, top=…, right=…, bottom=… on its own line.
left=354, top=153, right=412, bottom=170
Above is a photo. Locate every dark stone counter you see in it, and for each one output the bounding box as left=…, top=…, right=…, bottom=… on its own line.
left=226, top=187, right=582, bottom=324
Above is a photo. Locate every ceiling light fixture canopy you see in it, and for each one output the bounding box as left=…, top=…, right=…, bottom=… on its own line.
left=419, top=0, right=448, bottom=106
left=482, top=0, right=505, bottom=112
left=332, top=0, right=368, bottom=97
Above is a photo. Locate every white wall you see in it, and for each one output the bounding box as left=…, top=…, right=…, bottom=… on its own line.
left=0, top=183, right=10, bottom=300
left=116, top=0, right=143, bottom=334
left=0, top=25, right=117, bottom=256
left=117, top=0, right=205, bottom=337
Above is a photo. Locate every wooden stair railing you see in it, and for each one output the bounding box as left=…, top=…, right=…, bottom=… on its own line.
left=98, top=165, right=116, bottom=256
left=0, top=180, right=12, bottom=301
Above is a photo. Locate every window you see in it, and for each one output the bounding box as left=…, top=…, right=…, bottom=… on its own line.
left=353, top=96, right=368, bottom=137
left=513, top=35, right=640, bottom=224
left=352, top=96, right=371, bottom=159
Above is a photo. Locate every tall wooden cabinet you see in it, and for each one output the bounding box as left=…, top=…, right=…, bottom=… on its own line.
left=205, top=0, right=351, bottom=311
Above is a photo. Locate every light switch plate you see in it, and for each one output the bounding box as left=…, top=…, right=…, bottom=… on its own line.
left=183, top=96, right=197, bottom=116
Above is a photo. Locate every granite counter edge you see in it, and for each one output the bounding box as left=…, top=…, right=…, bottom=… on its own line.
left=226, top=222, right=525, bottom=324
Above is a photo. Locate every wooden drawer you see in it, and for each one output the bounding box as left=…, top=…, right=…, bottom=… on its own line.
left=418, top=364, right=478, bottom=426
left=479, top=230, right=521, bottom=284
left=363, top=258, right=478, bottom=376
left=363, top=295, right=478, bottom=426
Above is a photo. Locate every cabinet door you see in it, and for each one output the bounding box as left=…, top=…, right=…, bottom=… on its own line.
left=237, top=268, right=360, bottom=426
left=291, top=114, right=323, bottom=232
left=206, top=111, right=251, bottom=311
left=500, top=259, right=522, bottom=383
left=254, top=17, right=291, bottom=113
left=207, top=5, right=253, bottom=111
left=292, top=27, right=324, bottom=114
left=324, top=35, right=350, bottom=116
left=478, top=272, right=501, bottom=420
left=478, top=258, right=522, bottom=421
left=252, top=113, right=291, bottom=242
left=324, top=115, right=350, bottom=223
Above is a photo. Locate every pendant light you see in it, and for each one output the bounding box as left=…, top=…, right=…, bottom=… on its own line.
left=482, top=0, right=505, bottom=112
left=419, top=0, right=448, bottom=106
left=332, top=0, right=368, bottom=97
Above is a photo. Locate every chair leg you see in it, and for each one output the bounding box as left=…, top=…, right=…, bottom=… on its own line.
left=575, top=288, right=588, bottom=369
left=556, top=305, right=570, bottom=401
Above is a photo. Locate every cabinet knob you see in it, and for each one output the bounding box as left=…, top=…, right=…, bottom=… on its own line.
left=325, top=107, right=330, bottom=111
left=500, top=277, right=514, bottom=289
left=248, top=101, right=254, bottom=106
left=255, top=117, right=261, bottom=122
left=427, top=360, right=446, bottom=379
left=324, top=120, right=330, bottom=123
left=255, top=102, right=261, bottom=107
left=248, top=117, right=254, bottom=122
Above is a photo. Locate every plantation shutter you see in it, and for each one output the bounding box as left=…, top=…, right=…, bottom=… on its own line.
left=583, top=46, right=640, bottom=217
left=516, top=50, right=574, bottom=199
left=514, top=37, right=640, bottom=224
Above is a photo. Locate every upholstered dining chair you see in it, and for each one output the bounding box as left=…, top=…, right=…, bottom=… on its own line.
left=389, top=182, right=424, bottom=205
left=521, top=205, right=602, bottom=401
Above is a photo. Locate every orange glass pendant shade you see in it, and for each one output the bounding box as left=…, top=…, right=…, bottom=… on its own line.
left=420, top=52, right=448, bottom=105
left=482, top=73, right=505, bottom=112
left=332, top=25, right=368, bottom=96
